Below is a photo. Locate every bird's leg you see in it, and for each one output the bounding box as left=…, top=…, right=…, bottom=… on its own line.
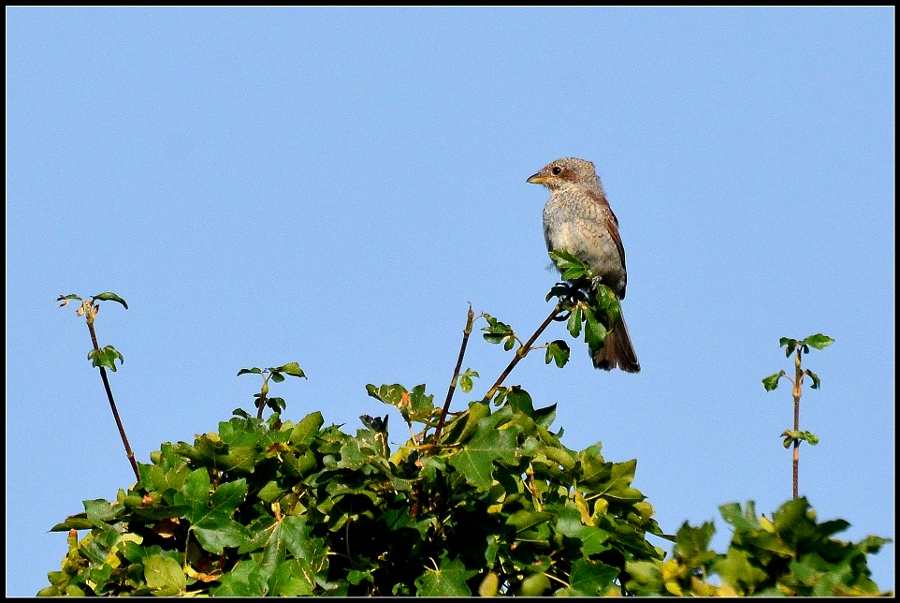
left=590, top=276, right=604, bottom=290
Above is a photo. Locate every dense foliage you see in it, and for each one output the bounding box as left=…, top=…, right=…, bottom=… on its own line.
left=40, top=388, right=669, bottom=596
left=39, top=390, right=892, bottom=597
left=44, top=276, right=891, bottom=596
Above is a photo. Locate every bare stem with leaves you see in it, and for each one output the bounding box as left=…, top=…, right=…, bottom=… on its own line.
left=762, top=333, right=833, bottom=498
left=57, top=293, right=139, bottom=482
left=433, top=303, right=476, bottom=443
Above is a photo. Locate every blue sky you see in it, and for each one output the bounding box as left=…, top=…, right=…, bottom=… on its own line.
left=6, top=7, right=894, bottom=595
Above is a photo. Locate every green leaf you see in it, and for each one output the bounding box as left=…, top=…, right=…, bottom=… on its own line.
left=623, top=560, right=663, bottom=595
left=441, top=401, right=490, bottom=445
left=289, top=411, right=324, bottom=451
left=672, top=521, right=717, bottom=567
left=212, top=558, right=268, bottom=596
left=481, top=314, right=516, bottom=350
left=549, top=249, right=594, bottom=281
left=545, top=339, right=570, bottom=367
left=366, top=382, right=403, bottom=405
left=237, top=367, right=263, bottom=376
left=719, top=501, right=760, bottom=532
left=173, top=471, right=248, bottom=555
left=593, top=458, right=643, bottom=502
left=507, top=509, right=554, bottom=533
left=247, top=516, right=323, bottom=594
left=57, top=293, right=83, bottom=306
left=712, top=548, right=768, bottom=595
left=268, top=560, right=315, bottom=596
left=762, top=371, right=783, bottom=391
left=546, top=282, right=571, bottom=303
left=804, top=333, right=834, bottom=350
left=143, top=554, right=185, bottom=596
left=50, top=513, right=93, bottom=532
left=459, top=368, right=479, bottom=393
left=406, top=384, right=436, bottom=424
left=92, top=292, right=128, bottom=310
left=447, top=412, right=518, bottom=490
left=780, top=338, right=798, bottom=356
left=593, top=284, right=619, bottom=319
left=79, top=524, right=120, bottom=566
left=567, top=304, right=583, bottom=337
left=505, top=386, right=534, bottom=415
left=583, top=307, right=608, bottom=351
left=277, top=362, right=307, bottom=378
left=83, top=499, right=121, bottom=527
left=782, top=430, right=795, bottom=448
left=347, top=569, right=373, bottom=586
left=781, top=430, right=819, bottom=448
left=580, top=525, right=613, bottom=556
left=805, top=369, right=822, bottom=389
left=415, top=556, right=478, bottom=596
left=88, top=346, right=124, bottom=372
left=542, top=443, right=576, bottom=471
left=564, top=559, right=619, bottom=596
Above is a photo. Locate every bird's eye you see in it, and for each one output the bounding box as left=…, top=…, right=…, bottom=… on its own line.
left=551, top=166, right=562, bottom=175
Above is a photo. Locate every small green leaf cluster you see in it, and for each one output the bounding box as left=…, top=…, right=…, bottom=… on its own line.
left=88, top=345, right=124, bottom=372
left=763, top=333, right=833, bottom=392
left=543, top=250, right=621, bottom=366
left=57, top=292, right=129, bottom=311
left=40, top=389, right=667, bottom=596
left=482, top=315, right=519, bottom=351
left=762, top=334, right=832, bottom=479
left=781, top=334, right=835, bottom=356
left=625, top=498, right=891, bottom=596
left=237, top=363, right=307, bottom=418
left=476, top=251, right=620, bottom=372
left=781, top=429, right=819, bottom=448
left=57, top=293, right=129, bottom=370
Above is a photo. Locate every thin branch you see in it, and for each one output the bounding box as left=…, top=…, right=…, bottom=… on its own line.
left=256, top=384, right=268, bottom=420
left=432, top=304, right=475, bottom=443
left=792, top=347, right=803, bottom=499
left=482, top=302, right=563, bottom=402
left=86, top=316, right=140, bottom=482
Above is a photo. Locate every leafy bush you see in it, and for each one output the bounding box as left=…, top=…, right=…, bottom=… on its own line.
left=626, top=498, right=891, bottom=596
left=40, top=389, right=666, bottom=596
left=44, top=273, right=891, bottom=596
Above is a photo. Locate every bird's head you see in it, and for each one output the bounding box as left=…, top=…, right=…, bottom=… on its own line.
left=527, top=157, right=602, bottom=191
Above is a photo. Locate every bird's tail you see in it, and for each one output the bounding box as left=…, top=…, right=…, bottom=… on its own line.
left=592, top=307, right=640, bottom=373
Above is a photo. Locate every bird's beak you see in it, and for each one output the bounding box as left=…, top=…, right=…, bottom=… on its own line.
left=527, top=172, right=546, bottom=185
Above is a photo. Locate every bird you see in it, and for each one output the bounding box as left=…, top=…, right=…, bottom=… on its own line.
left=527, top=157, right=640, bottom=373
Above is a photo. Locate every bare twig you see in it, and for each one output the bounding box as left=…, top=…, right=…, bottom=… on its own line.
left=791, top=348, right=803, bottom=499
left=83, top=301, right=140, bottom=482
left=432, top=304, right=475, bottom=443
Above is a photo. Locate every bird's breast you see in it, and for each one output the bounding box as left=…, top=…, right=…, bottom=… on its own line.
left=542, top=196, right=626, bottom=295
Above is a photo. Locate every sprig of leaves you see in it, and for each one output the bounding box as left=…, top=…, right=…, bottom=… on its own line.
left=56, top=291, right=138, bottom=481
left=237, top=363, right=306, bottom=420
left=625, top=498, right=891, bottom=596
left=762, top=334, right=833, bottom=499
left=42, top=392, right=668, bottom=596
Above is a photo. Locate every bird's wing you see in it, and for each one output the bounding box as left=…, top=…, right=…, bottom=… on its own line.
left=585, top=189, right=626, bottom=268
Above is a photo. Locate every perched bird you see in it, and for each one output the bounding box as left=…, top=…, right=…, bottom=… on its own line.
left=527, top=157, right=640, bottom=373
